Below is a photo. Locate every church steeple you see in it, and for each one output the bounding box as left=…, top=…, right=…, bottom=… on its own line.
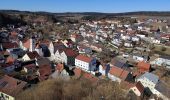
left=29, top=36, right=36, bottom=52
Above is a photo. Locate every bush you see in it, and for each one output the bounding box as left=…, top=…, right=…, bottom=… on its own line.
left=16, top=78, right=127, bottom=100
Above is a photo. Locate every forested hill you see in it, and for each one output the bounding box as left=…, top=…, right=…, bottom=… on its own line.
left=0, top=10, right=170, bottom=27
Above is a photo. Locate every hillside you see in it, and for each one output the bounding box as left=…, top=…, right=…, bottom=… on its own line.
left=0, top=10, right=170, bottom=27
left=16, top=78, right=128, bottom=100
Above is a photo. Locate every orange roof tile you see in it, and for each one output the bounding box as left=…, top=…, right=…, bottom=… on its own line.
left=137, top=61, right=150, bottom=72
left=63, top=48, right=78, bottom=57
left=26, top=51, right=40, bottom=59
left=83, top=72, right=98, bottom=82
left=6, top=56, right=15, bottom=64
left=135, top=82, right=144, bottom=93
left=0, top=75, right=27, bottom=97
left=39, top=65, right=52, bottom=81
left=56, top=63, right=64, bottom=72
left=76, top=55, right=92, bottom=63
left=109, top=66, right=129, bottom=80
left=2, top=43, right=18, bottom=49
left=23, top=39, right=30, bottom=49
left=73, top=68, right=82, bottom=78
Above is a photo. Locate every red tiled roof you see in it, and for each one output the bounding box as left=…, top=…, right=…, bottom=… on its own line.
left=135, top=82, right=144, bottom=93
left=160, top=34, right=170, bottom=38
left=76, top=55, right=92, bottom=63
left=137, top=61, right=150, bottom=72
left=24, top=64, right=36, bottom=70
left=39, top=65, right=52, bottom=81
left=82, top=72, right=98, bottom=82
left=0, top=75, right=27, bottom=97
left=23, top=39, right=30, bottom=49
left=56, top=63, right=64, bottom=72
left=11, top=31, right=18, bottom=36
left=63, top=48, right=78, bottom=57
left=40, top=39, right=50, bottom=46
left=1, top=42, right=18, bottom=49
left=6, top=56, right=15, bottom=64
left=26, top=51, right=40, bottom=59
left=121, top=81, right=136, bottom=89
left=109, top=66, right=129, bottom=80
left=73, top=68, right=82, bottom=78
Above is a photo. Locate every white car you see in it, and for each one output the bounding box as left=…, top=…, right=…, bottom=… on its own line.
left=122, top=53, right=129, bottom=58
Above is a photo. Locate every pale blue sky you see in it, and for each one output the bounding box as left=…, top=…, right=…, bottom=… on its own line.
left=0, top=0, right=170, bottom=13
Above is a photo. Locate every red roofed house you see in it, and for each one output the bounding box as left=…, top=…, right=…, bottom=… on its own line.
left=60, top=48, right=78, bottom=65
left=38, top=65, right=52, bottom=81
left=55, top=63, right=64, bottom=73
left=82, top=72, right=98, bottom=82
left=108, top=66, right=130, bottom=82
left=73, top=67, right=82, bottom=78
left=130, top=82, right=145, bottom=97
left=75, top=55, right=93, bottom=71
left=137, top=61, right=151, bottom=73
left=20, top=38, right=36, bottom=52
left=6, top=56, right=16, bottom=64
left=1, top=42, right=18, bottom=50
left=0, top=75, right=27, bottom=100
left=53, top=48, right=78, bottom=65
left=70, top=33, right=84, bottom=43
left=22, top=51, right=40, bottom=61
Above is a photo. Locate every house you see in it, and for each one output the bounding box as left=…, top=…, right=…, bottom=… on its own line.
left=70, top=33, right=84, bottom=43
left=1, top=56, right=16, bottom=74
left=73, top=67, right=82, bottom=78
left=124, top=41, right=133, bottom=48
left=75, top=55, right=96, bottom=72
left=22, top=51, right=40, bottom=61
left=2, top=64, right=15, bottom=74
left=99, top=63, right=111, bottom=77
left=137, top=61, right=151, bottom=73
left=82, top=72, right=99, bottom=82
left=55, top=63, right=64, bottom=73
left=0, top=75, right=27, bottom=100
left=23, top=64, right=37, bottom=74
left=90, top=43, right=103, bottom=52
left=38, top=64, right=52, bottom=81
left=60, top=48, right=78, bottom=66
left=51, top=63, right=64, bottom=79
left=5, top=55, right=16, bottom=64
left=108, top=66, right=130, bottom=82
left=136, top=72, right=159, bottom=90
left=34, top=42, right=43, bottom=57
left=35, top=57, right=51, bottom=67
left=53, top=48, right=78, bottom=65
left=1, top=42, right=18, bottom=51
left=153, top=81, right=170, bottom=100
left=48, top=41, right=66, bottom=60
left=6, top=48, right=25, bottom=58
left=150, top=55, right=170, bottom=69
left=61, top=39, right=74, bottom=48
left=77, top=45, right=92, bottom=54
left=129, top=82, right=145, bottom=97
left=133, top=54, right=149, bottom=62
left=110, top=58, right=129, bottom=70
left=20, top=37, right=36, bottom=52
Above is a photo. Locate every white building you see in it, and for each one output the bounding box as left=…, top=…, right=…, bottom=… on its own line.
left=22, top=51, right=40, bottom=61
left=130, top=82, right=144, bottom=97
left=150, top=57, right=170, bottom=69
left=136, top=72, right=159, bottom=90
left=20, top=38, right=36, bottom=52
left=75, top=55, right=92, bottom=71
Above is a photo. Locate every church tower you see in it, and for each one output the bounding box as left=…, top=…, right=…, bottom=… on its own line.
left=29, top=37, right=36, bottom=52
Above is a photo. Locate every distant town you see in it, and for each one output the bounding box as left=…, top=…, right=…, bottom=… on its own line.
left=0, top=10, right=170, bottom=100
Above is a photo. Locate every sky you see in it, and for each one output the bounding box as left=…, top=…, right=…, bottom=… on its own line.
left=0, top=0, right=170, bottom=13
